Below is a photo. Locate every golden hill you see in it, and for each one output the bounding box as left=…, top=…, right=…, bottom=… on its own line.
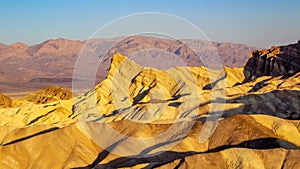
left=23, top=86, right=72, bottom=104
left=74, top=53, right=300, bottom=123
left=0, top=40, right=300, bottom=168
left=0, top=114, right=299, bottom=168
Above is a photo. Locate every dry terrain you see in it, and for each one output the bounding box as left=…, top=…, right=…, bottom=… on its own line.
left=0, top=40, right=300, bottom=168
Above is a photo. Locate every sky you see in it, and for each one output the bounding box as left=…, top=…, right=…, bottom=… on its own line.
left=0, top=0, right=299, bottom=48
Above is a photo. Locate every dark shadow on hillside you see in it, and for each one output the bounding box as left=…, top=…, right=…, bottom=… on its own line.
left=72, top=137, right=299, bottom=169
left=72, top=89, right=300, bottom=168
left=280, top=71, right=300, bottom=80
left=223, top=89, right=300, bottom=120
left=82, top=87, right=300, bottom=126
left=191, top=89, right=300, bottom=120
left=202, top=74, right=226, bottom=90
left=0, top=127, right=59, bottom=146
left=247, top=77, right=272, bottom=92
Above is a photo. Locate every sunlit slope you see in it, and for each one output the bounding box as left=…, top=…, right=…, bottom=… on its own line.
left=0, top=114, right=300, bottom=168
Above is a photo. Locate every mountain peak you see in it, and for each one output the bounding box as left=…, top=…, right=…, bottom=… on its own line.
left=9, top=42, right=29, bottom=49
left=27, top=38, right=84, bottom=57
left=41, top=38, right=82, bottom=45
left=106, top=53, right=142, bottom=80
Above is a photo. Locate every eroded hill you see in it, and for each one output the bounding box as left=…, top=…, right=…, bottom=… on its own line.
left=0, top=41, right=300, bottom=168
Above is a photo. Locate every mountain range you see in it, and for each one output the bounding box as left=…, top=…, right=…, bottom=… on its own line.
left=0, top=36, right=257, bottom=97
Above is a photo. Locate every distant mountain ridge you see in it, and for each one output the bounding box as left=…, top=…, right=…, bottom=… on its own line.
left=0, top=36, right=257, bottom=84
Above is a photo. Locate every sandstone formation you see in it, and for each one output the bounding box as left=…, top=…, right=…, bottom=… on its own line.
left=0, top=42, right=300, bottom=168
left=73, top=53, right=300, bottom=123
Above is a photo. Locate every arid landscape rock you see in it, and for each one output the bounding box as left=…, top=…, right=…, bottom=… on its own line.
left=23, top=86, right=73, bottom=104
left=244, top=40, right=300, bottom=82
left=0, top=93, right=11, bottom=108
left=0, top=41, right=300, bottom=168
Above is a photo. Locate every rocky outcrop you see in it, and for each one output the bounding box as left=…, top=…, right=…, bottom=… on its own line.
left=0, top=93, right=12, bottom=108
left=244, top=40, right=300, bottom=82
left=24, top=86, right=72, bottom=104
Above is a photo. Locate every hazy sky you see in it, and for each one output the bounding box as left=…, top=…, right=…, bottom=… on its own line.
left=0, top=0, right=299, bottom=47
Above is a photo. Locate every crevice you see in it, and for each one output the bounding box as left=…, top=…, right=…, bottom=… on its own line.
left=26, top=109, right=56, bottom=126
left=1, top=127, right=59, bottom=146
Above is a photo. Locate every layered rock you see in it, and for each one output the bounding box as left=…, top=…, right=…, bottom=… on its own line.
left=244, top=40, right=300, bottom=82
left=74, top=53, right=300, bottom=122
